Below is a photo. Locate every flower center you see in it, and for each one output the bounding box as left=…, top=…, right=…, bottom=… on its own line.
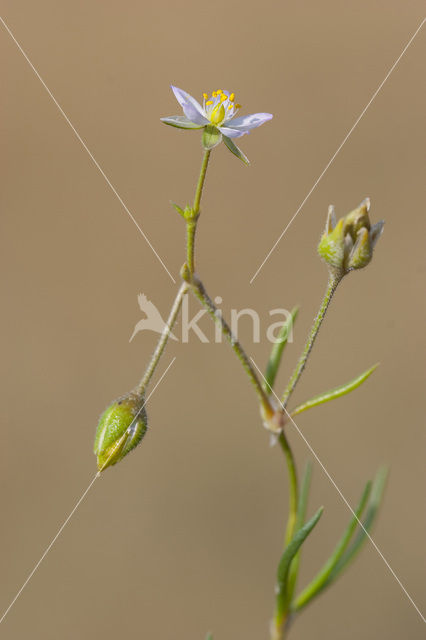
left=203, top=89, right=241, bottom=126
left=210, top=103, right=226, bottom=125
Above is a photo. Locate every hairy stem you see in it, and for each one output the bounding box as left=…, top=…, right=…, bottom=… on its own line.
left=137, top=151, right=212, bottom=394
left=137, top=282, right=188, bottom=393
left=190, top=275, right=274, bottom=417
left=187, top=149, right=211, bottom=275
left=281, top=273, right=342, bottom=407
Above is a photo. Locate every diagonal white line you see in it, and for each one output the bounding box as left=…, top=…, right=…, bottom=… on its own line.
left=0, top=357, right=177, bottom=626
left=250, top=357, right=426, bottom=623
left=0, top=16, right=176, bottom=284
left=0, top=472, right=100, bottom=626
left=249, top=18, right=425, bottom=284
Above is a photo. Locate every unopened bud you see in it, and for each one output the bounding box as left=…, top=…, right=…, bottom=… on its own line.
left=94, top=391, right=148, bottom=471
left=180, top=262, right=191, bottom=282
left=318, top=199, right=384, bottom=275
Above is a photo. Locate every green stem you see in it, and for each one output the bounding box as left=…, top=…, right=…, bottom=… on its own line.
left=286, top=461, right=313, bottom=602
left=279, top=432, right=299, bottom=547
left=139, top=150, right=212, bottom=394
left=193, top=149, right=211, bottom=215
left=190, top=274, right=274, bottom=417
left=281, top=273, right=342, bottom=407
left=268, top=433, right=298, bottom=640
left=186, top=219, right=197, bottom=276
left=187, top=149, right=211, bottom=275
left=137, top=282, right=188, bottom=393
left=270, top=620, right=288, bottom=640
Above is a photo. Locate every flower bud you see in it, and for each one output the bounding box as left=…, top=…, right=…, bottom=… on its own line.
left=318, top=199, right=384, bottom=275
left=94, top=391, right=148, bottom=471
left=180, top=262, right=191, bottom=282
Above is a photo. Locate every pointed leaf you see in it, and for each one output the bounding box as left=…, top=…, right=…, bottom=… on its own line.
left=171, top=201, right=185, bottom=217
left=291, top=364, right=378, bottom=416
left=293, top=480, right=372, bottom=612
left=326, top=466, right=388, bottom=583
left=202, top=124, right=222, bottom=150
left=287, top=461, right=313, bottom=600
left=264, top=307, right=299, bottom=393
left=275, top=506, right=323, bottom=618
left=160, top=115, right=204, bottom=129
left=223, top=135, right=250, bottom=165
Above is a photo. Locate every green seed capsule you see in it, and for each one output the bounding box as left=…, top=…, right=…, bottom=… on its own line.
left=94, top=391, right=148, bottom=471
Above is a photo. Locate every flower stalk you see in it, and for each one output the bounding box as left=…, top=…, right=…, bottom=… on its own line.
left=189, top=274, right=274, bottom=419
left=281, top=274, right=342, bottom=408
left=186, top=149, right=211, bottom=276
left=137, top=281, right=188, bottom=394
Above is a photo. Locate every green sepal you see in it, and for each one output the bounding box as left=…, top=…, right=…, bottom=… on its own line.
left=202, top=124, right=222, bottom=150
left=264, top=306, right=299, bottom=393
left=94, top=391, right=148, bottom=471
left=293, top=479, right=373, bottom=612
left=160, top=116, right=204, bottom=129
left=291, top=363, right=378, bottom=416
left=318, top=218, right=345, bottom=269
left=286, top=461, right=313, bottom=601
left=347, top=227, right=372, bottom=270
left=223, top=135, right=250, bottom=165
left=275, top=506, right=323, bottom=619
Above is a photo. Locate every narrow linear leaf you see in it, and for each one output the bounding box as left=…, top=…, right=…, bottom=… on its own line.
left=276, top=506, right=323, bottom=617
left=293, top=480, right=372, bottom=612
left=326, top=466, right=388, bottom=583
left=170, top=201, right=185, bottom=217
left=291, top=363, right=378, bottom=416
left=287, top=461, right=313, bottom=601
left=294, top=461, right=313, bottom=533
left=160, top=115, right=204, bottom=129
left=264, top=306, right=299, bottom=393
left=222, top=135, right=250, bottom=165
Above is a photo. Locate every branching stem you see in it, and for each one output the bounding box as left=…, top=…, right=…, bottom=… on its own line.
left=190, top=275, right=274, bottom=418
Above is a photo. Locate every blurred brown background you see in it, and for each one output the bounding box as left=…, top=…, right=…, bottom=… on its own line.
left=1, top=2, right=425, bottom=639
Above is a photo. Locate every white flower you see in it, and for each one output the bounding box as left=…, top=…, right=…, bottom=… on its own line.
left=161, top=86, right=273, bottom=163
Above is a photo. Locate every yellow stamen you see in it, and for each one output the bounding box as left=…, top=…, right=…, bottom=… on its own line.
left=203, top=93, right=208, bottom=100
left=228, top=104, right=233, bottom=110
left=235, top=103, right=241, bottom=109
left=216, top=89, right=222, bottom=94
left=229, top=93, right=235, bottom=101
left=212, top=91, right=217, bottom=98
left=206, top=100, right=213, bottom=105
left=220, top=94, right=227, bottom=102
